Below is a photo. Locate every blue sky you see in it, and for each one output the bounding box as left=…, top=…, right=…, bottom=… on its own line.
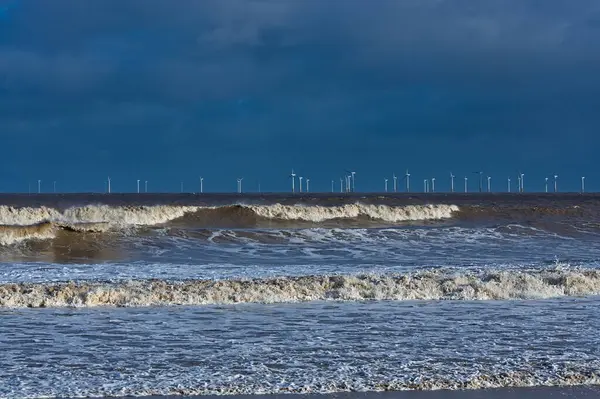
left=1, top=0, right=599, bottom=193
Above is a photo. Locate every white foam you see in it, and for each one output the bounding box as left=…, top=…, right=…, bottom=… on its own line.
left=248, top=203, right=459, bottom=222
left=0, top=204, right=201, bottom=227
left=2, top=267, right=599, bottom=308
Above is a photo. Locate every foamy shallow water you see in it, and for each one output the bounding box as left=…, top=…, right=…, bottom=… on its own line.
left=2, top=299, right=600, bottom=398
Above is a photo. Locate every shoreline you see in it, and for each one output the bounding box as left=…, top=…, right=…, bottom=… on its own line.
left=70, top=385, right=600, bottom=399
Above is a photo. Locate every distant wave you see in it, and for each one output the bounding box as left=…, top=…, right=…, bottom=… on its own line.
left=2, top=268, right=599, bottom=307
left=0, top=203, right=459, bottom=245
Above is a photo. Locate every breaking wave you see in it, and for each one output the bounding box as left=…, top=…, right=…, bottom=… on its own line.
left=0, top=203, right=459, bottom=245
left=2, top=268, right=599, bottom=308
left=246, top=203, right=459, bottom=222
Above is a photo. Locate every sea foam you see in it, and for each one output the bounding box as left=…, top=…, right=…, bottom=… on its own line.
left=1, top=268, right=598, bottom=308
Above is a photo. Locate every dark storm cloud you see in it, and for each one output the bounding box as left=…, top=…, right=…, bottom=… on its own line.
left=3, top=0, right=600, bottom=102
left=1, top=0, right=600, bottom=192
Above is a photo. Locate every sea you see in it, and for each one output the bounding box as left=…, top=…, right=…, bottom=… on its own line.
left=1, top=192, right=600, bottom=398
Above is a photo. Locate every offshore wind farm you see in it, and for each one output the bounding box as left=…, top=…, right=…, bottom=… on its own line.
left=22, top=168, right=593, bottom=195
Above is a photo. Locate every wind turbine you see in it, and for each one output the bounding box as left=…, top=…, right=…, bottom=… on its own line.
left=299, top=176, right=303, bottom=193
left=107, top=177, right=111, bottom=194
left=290, top=169, right=296, bottom=193
left=423, top=179, right=428, bottom=193
left=340, top=177, right=343, bottom=193
left=464, top=176, right=468, bottom=193
left=137, top=179, right=140, bottom=194
left=450, top=172, right=455, bottom=193
left=331, top=180, right=334, bottom=193
left=237, top=178, right=243, bottom=193
left=393, top=173, right=398, bottom=193
left=145, top=180, right=148, bottom=193
left=507, top=177, right=511, bottom=193
left=405, top=169, right=410, bottom=192
left=581, top=176, right=585, bottom=193
left=487, top=176, right=491, bottom=193
left=384, top=178, right=388, bottom=193
left=431, top=177, right=436, bottom=193
left=38, top=179, right=41, bottom=194
left=545, top=177, right=549, bottom=193
left=200, top=177, right=204, bottom=193
left=346, top=171, right=356, bottom=192
left=518, top=172, right=525, bottom=193
left=306, top=178, right=310, bottom=193
left=517, top=175, right=521, bottom=193
left=554, top=174, right=558, bottom=193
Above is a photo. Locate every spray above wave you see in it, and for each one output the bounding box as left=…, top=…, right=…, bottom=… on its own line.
left=2, top=268, right=599, bottom=308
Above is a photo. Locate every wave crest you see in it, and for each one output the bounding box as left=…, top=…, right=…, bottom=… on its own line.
left=248, top=203, right=458, bottom=222
left=0, top=203, right=459, bottom=245
left=0, top=222, right=57, bottom=246
left=2, top=268, right=599, bottom=308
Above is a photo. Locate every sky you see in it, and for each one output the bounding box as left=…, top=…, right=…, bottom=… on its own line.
left=1, top=0, right=599, bottom=193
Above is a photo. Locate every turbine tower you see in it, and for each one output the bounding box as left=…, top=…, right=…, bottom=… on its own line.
left=431, top=177, right=436, bottom=193
left=37, top=179, right=41, bottom=194
left=299, top=176, right=303, bottom=193
left=507, top=177, right=511, bottom=193
left=554, top=174, right=558, bottom=193
left=520, top=173, right=525, bottom=193
left=450, top=172, right=455, bottom=193
left=306, top=178, right=310, bottom=193
left=545, top=177, right=548, bottom=193
left=200, top=177, right=204, bottom=193
left=237, top=178, right=243, bottom=193
left=145, top=180, right=148, bottom=193
left=405, top=169, right=410, bottom=192
left=581, top=176, right=585, bottom=193
left=393, top=173, right=398, bottom=193
left=340, top=177, right=343, bottom=193
left=290, top=169, right=296, bottom=193
left=349, top=171, right=356, bottom=192
left=464, top=176, right=468, bottom=193
left=331, top=180, right=334, bottom=193
left=423, top=179, right=428, bottom=193
left=137, top=179, right=140, bottom=194
left=107, top=177, right=111, bottom=194
left=487, top=176, right=491, bottom=193
left=384, top=178, right=388, bottom=193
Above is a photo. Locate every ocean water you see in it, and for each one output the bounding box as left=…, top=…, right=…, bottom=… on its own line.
left=0, top=193, right=600, bottom=397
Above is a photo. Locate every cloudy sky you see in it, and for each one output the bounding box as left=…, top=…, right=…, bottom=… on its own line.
left=1, top=0, right=599, bottom=193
